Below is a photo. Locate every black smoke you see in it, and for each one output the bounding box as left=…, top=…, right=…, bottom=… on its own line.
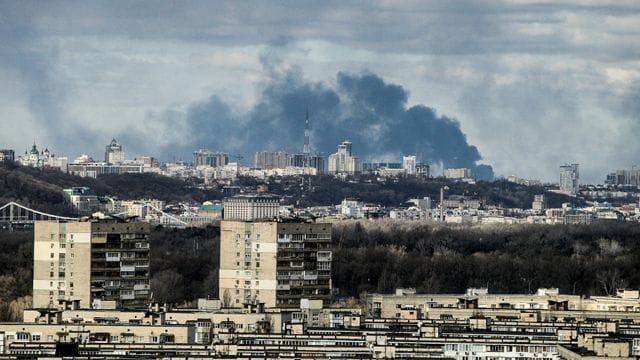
left=158, top=67, right=493, bottom=180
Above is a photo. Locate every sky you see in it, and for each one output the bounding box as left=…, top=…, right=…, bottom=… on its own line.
left=0, top=0, right=638, bottom=183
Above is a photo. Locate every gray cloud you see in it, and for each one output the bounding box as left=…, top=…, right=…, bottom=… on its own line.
left=0, top=0, right=638, bottom=182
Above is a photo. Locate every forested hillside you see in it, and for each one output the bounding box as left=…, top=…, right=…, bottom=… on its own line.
left=0, top=164, right=221, bottom=215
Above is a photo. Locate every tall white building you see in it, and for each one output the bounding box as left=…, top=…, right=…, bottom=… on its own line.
left=328, top=141, right=361, bottom=175
left=559, top=163, right=580, bottom=195
left=403, top=156, right=416, bottom=175
left=104, top=139, right=125, bottom=164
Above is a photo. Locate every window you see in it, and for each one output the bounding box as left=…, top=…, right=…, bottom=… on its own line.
left=256, top=262, right=260, bottom=268
left=50, top=253, right=54, bottom=258
left=32, top=334, right=41, bottom=341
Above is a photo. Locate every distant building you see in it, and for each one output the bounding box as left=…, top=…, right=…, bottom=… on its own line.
left=193, top=149, right=228, bottom=167
left=532, top=194, right=546, bottom=211
left=328, top=141, right=361, bottom=175
left=255, top=151, right=289, bottom=169
left=605, top=168, right=640, bottom=187
left=67, top=163, right=145, bottom=178
left=340, top=199, right=365, bottom=218
left=104, top=139, right=125, bottom=164
left=445, top=168, right=472, bottom=179
left=289, top=154, right=325, bottom=174
left=223, top=194, right=280, bottom=221
left=416, top=163, right=430, bottom=178
left=0, top=149, right=15, bottom=163
left=403, top=156, right=416, bottom=175
left=63, top=187, right=100, bottom=215
left=559, top=163, right=580, bottom=195
left=18, top=142, right=68, bottom=171
left=442, top=196, right=482, bottom=210
left=33, top=219, right=151, bottom=310
left=219, top=219, right=332, bottom=309
left=362, top=162, right=402, bottom=172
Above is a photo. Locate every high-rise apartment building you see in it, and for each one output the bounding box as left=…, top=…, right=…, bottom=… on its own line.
left=33, top=219, right=151, bottom=310
left=193, top=149, right=228, bottom=167
left=559, top=163, right=580, bottom=195
left=104, top=139, right=125, bottom=164
left=289, top=154, right=326, bottom=174
left=328, top=141, right=361, bottom=175
left=403, top=156, right=417, bottom=175
left=219, top=219, right=332, bottom=309
left=605, top=169, right=640, bottom=187
left=254, top=151, right=289, bottom=169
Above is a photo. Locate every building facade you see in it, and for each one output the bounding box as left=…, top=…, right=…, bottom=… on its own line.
left=403, top=156, right=417, bottom=175
left=222, top=194, right=280, bottom=222
left=219, top=220, right=332, bottom=309
left=254, top=151, right=289, bottom=169
left=445, top=168, right=472, bottom=179
left=289, top=154, right=325, bottom=174
left=33, top=220, right=151, bottom=310
left=0, top=149, right=15, bottom=163
left=606, top=168, right=640, bottom=187
left=193, top=149, right=228, bottom=168
left=63, top=187, right=100, bottom=215
left=327, top=141, right=361, bottom=175
left=104, top=139, right=124, bottom=164
left=560, top=163, right=580, bottom=195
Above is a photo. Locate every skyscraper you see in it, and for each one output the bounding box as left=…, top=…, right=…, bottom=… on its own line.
left=559, top=163, right=580, bottom=195
left=328, top=141, right=361, bottom=175
left=105, top=139, right=125, bottom=164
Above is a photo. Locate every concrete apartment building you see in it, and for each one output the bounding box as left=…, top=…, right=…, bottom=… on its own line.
left=219, top=220, right=332, bottom=309
left=254, top=151, right=289, bottom=169
left=193, top=149, right=228, bottom=168
left=560, top=163, right=580, bottom=195
left=33, top=219, right=151, bottom=310
left=219, top=194, right=332, bottom=309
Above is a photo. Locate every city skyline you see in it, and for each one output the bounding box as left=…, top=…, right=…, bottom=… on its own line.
left=0, top=1, right=638, bottom=183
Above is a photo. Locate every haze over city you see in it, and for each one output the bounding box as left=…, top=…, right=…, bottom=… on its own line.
left=1, top=1, right=639, bottom=183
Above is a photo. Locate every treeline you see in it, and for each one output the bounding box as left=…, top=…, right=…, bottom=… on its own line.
left=149, top=226, right=220, bottom=304
left=3, top=219, right=639, bottom=318
left=331, top=220, right=640, bottom=298
left=0, top=231, right=34, bottom=321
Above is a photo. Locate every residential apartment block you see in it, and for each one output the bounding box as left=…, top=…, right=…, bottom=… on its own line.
left=33, top=219, right=151, bottom=310
left=219, top=219, right=332, bottom=309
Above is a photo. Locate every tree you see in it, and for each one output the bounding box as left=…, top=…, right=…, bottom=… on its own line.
left=151, top=269, right=184, bottom=304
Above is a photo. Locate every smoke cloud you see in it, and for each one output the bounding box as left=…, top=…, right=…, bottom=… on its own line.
left=148, top=66, right=494, bottom=179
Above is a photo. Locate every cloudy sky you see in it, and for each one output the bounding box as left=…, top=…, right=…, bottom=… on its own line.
left=0, top=0, right=638, bottom=182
